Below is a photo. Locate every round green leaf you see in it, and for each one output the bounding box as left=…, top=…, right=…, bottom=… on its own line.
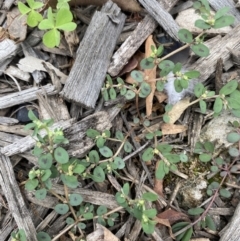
left=219, top=188, right=231, bottom=198
left=66, top=217, right=74, bottom=225
left=184, top=70, right=200, bottom=79
left=109, top=87, right=116, bottom=100
left=227, top=132, right=240, bottom=143
left=210, top=165, right=219, bottom=172
left=158, top=60, right=174, bottom=71
left=199, top=153, right=212, bottom=162
left=142, top=148, right=154, bottom=161
left=178, top=29, right=193, bottom=43
left=18, top=2, right=31, bottom=15
left=156, top=81, right=164, bottom=91
left=124, top=141, right=133, bottom=153
left=97, top=205, right=107, bottom=215
left=56, top=8, right=73, bottom=27
left=131, top=70, right=144, bottom=82
left=55, top=203, right=69, bottom=215
left=191, top=43, right=210, bottom=57
left=145, top=133, right=154, bottom=140
left=38, top=19, right=54, bottom=30
left=25, top=179, right=38, bottom=191
left=142, top=192, right=158, bottom=201
left=89, top=150, right=100, bottom=163
left=114, top=157, right=125, bottom=169
left=92, top=166, right=105, bottom=182
left=42, top=29, right=60, bottom=48
left=99, top=146, right=113, bottom=157
left=120, top=87, right=127, bottom=95
left=96, top=136, right=106, bottom=148
left=174, top=79, right=183, bottom=93
left=60, top=174, right=78, bottom=188
left=228, top=147, right=239, bottom=157
left=35, top=188, right=47, bottom=200
left=37, top=232, right=51, bottom=241
left=199, top=100, right=206, bottom=114
left=157, top=143, right=172, bottom=153
left=194, top=83, right=204, bottom=97
left=125, top=90, right=136, bottom=100
left=215, top=6, right=230, bottom=20
left=140, top=57, right=155, bottom=69
left=180, top=78, right=189, bottom=89
left=73, top=164, right=85, bottom=174
left=115, top=192, right=126, bottom=204
left=205, top=215, right=216, bottom=231
left=142, top=220, right=156, bottom=234
left=180, top=153, right=188, bottom=162
left=156, top=161, right=167, bottom=180
left=188, top=207, right=204, bottom=215
left=39, top=153, right=53, bottom=169
left=27, top=11, right=43, bottom=27
left=77, top=222, right=86, bottom=229
left=140, top=82, right=151, bottom=97
left=54, top=147, right=69, bottom=164
left=214, top=15, right=235, bottom=29
left=69, top=193, right=83, bottom=206
left=195, top=19, right=211, bottom=29
left=163, top=114, right=170, bottom=123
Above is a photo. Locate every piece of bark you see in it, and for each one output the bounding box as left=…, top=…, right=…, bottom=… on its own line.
left=2, top=0, right=14, bottom=10
left=0, top=118, right=76, bottom=156
left=219, top=202, right=240, bottom=241
left=5, top=66, right=31, bottom=82
left=208, top=0, right=240, bottom=24
left=61, top=1, right=126, bottom=109
left=48, top=0, right=142, bottom=12
left=0, top=154, right=38, bottom=241
left=108, top=0, right=179, bottom=76
left=0, top=84, right=57, bottom=109
left=138, top=0, right=180, bottom=41
left=0, top=116, right=18, bottom=125
left=0, top=124, right=32, bottom=136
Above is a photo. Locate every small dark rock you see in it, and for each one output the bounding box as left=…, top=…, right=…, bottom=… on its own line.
left=16, top=106, right=39, bottom=123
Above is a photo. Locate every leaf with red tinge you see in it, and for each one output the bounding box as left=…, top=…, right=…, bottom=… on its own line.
left=157, top=209, right=189, bottom=225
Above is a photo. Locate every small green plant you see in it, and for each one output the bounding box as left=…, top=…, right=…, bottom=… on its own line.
left=18, top=0, right=77, bottom=48
left=11, top=229, right=27, bottom=241
left=115, top=183, right=158, bottom=234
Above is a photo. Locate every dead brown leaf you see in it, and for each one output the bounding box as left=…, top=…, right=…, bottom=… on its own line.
left=154, top=177, right=164, bottom=197
left=155, top=91, right=168, bottom=103
left=145, top=35, right=157, bottom=116
left=167, top=98, right=191, bottom=124
left=161, top=123, right=187, bottom=135
left=157, top=209, right=189, bottom=225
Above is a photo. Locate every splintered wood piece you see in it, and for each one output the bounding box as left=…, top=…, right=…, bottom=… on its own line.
left=0, top=84, right=57, bottom=109
left=61, top=1, right=126, bottom=109
left=0, top=154, right=38, bottom=241
left=0, top=118, right=76, bottom=156
left=138, top=0, right=180, bottom=41
left=219, top=202, right=240, bottom=241
left=108, top=0, right=179, bottom=76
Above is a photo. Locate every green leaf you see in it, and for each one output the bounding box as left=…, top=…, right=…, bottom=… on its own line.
left=219, top=80, right=238, bottom=95
left=140, top=82, right=151, bottom=97
left=42, top=29, right=61, bottom=48
left=142, top=192, right=158, bottom=201
left=163, top=114, right=170, bottom=123
left=231, top=109, right=240, bottom=117
left=37, top=232, right=51, bottom=241
left=180, top=153, right=188, bottom=162
left=195, top=19, right=211, bottom=29
left=77, top=222, right=86, bottom=229
left=99, top=146, right=113, bottom=157
left=164, top=154, right=180, bottom=163
left=140, top=57, right=155, bottom=69
left=109, top=87, right=116, bottom=100
left=102, top=89, right=109, bottom=101
left=35, top=188, right=47, bottom=200
left=28, top=110, right=38, bottom=121
left=156, top=161, right=167, bottom=180
left=27, top=10, right=43, bottom=27
left=219, top=188, right=231, bottom=198
left=142, top=148, right=154, bottom=161
left=213, top=97, right=223, bottom=114
left=180, top=78, right=189, bottom=89
left=69, top=193, right=83, bottom=206
left=215, top=7, right=230, bottom=20
left=227, top=132, right=240, bottom=143
left=180, top=227, right=193, bottom=241
left=131, top=70, right=144, bottom=82
left=228, top=147, right=239, bottom=157
left=191, top=43, right=210, bottom=57
left=41, top=169, right=52, bottom=182
left=178, top=29, right=193, bottom=43
left=158, top=60, right=174, bottom=72
left=25, top=179, right=38, bottom=191
left=92, top=166, right=105, bottom=182
left=73, top=164, right=85, bottom=174
left=157, top=143, right=172, bottom=153
left=83, top=212, right=93, bottom=220
left=89, top=150, right=100, bottom=163
left=214, top=15, right=235, bottom=28
left=210, top=165, right=219, bottom=172
left=188, top=207, right=204, bottom=215
left=156, top=81, right=165, bottom=91
left=194, top=83, right=204, bottom=97
left=227, top=97, right=240, bottom=110
left=60, top=174, right=78, bottom=188
left=141, top=220, right=156, bottom=234
left=56, top=8, right=73, bottom=26
left=203, top=141, right=214, bottom=153
left=39, top=153, right=53, bottom=169
left=199, top=99, right=207, bottom=113
left=123, top=183, right=130, bottom=195
left=66, top=217, right=74, bottom=225
left=144, top=209, right=157, bottom=218
left=115, top=192, right=126, bottom=204
left=125, top=90, right=136, bottom=100
left=199, top=153, right=212, bottom=162
left=174, top=79, right=183, bottom=93
left=38, top=19, right=54, bottom=30
left=54, top=147, right=69, bottom=164
left=18, top=2, right=31, bottom=14
left=97, top=205, right=107, bottom=215
left=124, top=141, right=133, bottom=153
left=205, top=215, right=216, bottom=231
left=145, top=133, right=154, bottom=140
left=87, top=129, right=100, bottom=138
left=114, top=157, right=125, bottom=169
left=55, top=203, right=69, bottom=215
left=184, top=70, right=200, bottom=79
left=24, top=122, right=36, bottom=130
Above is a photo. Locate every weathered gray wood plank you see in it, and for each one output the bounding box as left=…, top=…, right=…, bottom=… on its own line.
left=61, top=1, right=126, bottom=109
left=0, top=84, right=57, bottom=109
left=108, top=0, right=179, bottom=76
left=0, top=154, right=38, bottom=241
left=138, top=0, right=180, bottom=41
